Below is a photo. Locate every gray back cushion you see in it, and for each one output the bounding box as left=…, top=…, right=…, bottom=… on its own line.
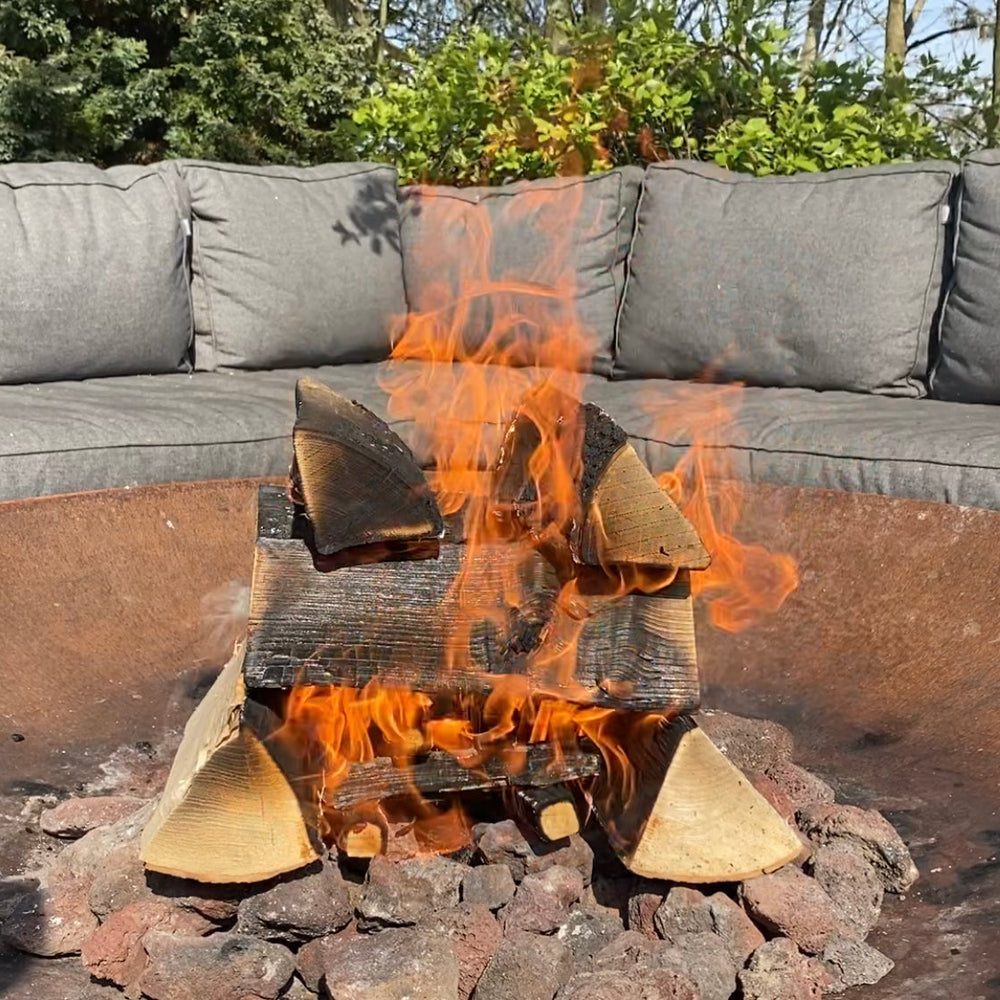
left=399, top=167, right=643, bottom=375
left=933, top=150, right=1000, bottom=402
left=177, top=161, right=406, bottom=370
left=0, top=162, right=191, bottom=384
left=616, top=161, right=956, bottom=396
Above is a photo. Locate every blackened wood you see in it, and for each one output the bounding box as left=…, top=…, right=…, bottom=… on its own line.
left=243, top=539, right=699, bottom=712
left=291, top=377, right=444, bottom=555
left=324, top=745, right=603, bottom=810
left=256, top=485, right=299, bottom=540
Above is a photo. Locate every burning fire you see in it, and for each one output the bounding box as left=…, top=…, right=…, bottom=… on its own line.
left=276, top=179, right=798, bottom=851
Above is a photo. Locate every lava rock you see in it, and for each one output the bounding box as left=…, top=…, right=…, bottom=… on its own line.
left=39, top=796, right=148, bottom=839
left=358, top=855, right=466, bottom=929
left=139, top=931, right=295, bottom=1000
left=53, top=802, right=155, bottom=878
left=237, top=861, right=353, bottom=944
left=461, top=864, right=516, bottom=911
left=627, top=880, right=669, bottom=939
left=1, top=871, right=97, bottom=957
left=821, top=936, right=894, bottom=992
left=473, top=820, right=594, bottom=885
left=765, top=762, right=836, bottom=812
left=808, top=842, right=884, bottom=939
left=319, top=925, right=459, bottom=1000
left=695, top=711, right=794, bottom=772
left=653, top=887, right=713, bottom=938
left=591, top=930, right=661, bottom=971
left=555, top=968, right=701, bottom=1000
left=797, top=803, right=919, bottom=893
left=739, top=937, right=833, bottom=1000
left=500, top=865, right=585, bottom=934
left=296, top=925, right=358, bottom=993
left=653, top=931, right=738, bottom=1000
left=472, top=930, right=575, bottom=1000
left=653, top=886, right=764, bottom=967
left=747, top=771, right=796, bottom=823
left=740, top=865, right=843, bottom=955
left=81, top=899, right=213, bottom=997
left=581, top=875, right=633, bottom=921
left=555, top=906, right=625, bottom=964
left=426, top=902, right=503, bottom=1000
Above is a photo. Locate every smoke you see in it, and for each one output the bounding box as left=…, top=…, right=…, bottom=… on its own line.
left=197, top=579, right=251, bottom=664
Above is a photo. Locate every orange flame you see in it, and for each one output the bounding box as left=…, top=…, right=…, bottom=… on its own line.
left=276, top=183, right=798, bottom=853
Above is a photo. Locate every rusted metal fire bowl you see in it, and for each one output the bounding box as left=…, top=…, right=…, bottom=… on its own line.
left=1, top=478, right=998, bottom=998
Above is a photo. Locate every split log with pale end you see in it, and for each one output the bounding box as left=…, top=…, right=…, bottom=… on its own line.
left=594, top=716, right=803, bottom=883
left=139, top=644, right=321, bottom=883
left=329, top=801, right=388, bottom=859
left=291, top=377, right=444, bottom=555
left=512, top=785, right=581, bottom=841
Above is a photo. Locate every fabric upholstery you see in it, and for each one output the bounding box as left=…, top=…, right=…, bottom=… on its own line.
left=616, top=160, right=957, bottom=396
left=933, top=150, right=1000, bottom=402
left=0, top=364, right=997, bottom=511
left=175, top=161, right=406, bottom=370
left=0, top=162, right=192, bottom=384
left=398, top=167, right=643, bottom=376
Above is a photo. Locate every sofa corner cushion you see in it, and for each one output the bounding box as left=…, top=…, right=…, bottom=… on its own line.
left=932, top=149, right=1000, bottom=402
left=180, top=160, right=406, bottom=370
left=0, top=162, right=192, bottom=384
left=398, top=166, right=643, bottom=376
left=615, top=160, right=957, bottom=396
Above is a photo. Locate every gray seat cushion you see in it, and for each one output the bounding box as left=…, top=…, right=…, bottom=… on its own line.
left=933, top=150, right=1000, bottom=402
left=0, top=366, right=996, bottom=510
left=0, top=162, right=192, bottom=384
left=616, top=161, right=957, bottom=397
left=175, top=161, right=406, bottom=371
left=399, top=168, right=642, bottom=377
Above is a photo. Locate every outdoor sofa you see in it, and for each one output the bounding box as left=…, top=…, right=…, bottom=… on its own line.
left=1, top=153, right=999, bottom=510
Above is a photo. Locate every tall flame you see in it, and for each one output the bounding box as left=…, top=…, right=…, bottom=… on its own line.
left=276, top=179, right=798, bottom=851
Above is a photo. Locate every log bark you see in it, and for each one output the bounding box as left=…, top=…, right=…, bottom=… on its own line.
left=243, top=536, right=699, bottom=712
left=592, top=716, right=803, bottom=882
left=291, top=377, right=443, bottom=555
left=513, top=785, right=581, bottom=841
left=140, top=644, right=321, bottom=883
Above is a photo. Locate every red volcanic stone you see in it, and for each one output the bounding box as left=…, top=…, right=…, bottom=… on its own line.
left=808, top=843, right=884, bottom=939
left=627, top=880, right=669, bottom=939
left=1, top=872, right=97, bottom=957
left=296, top=925, right=358, bottom=993
left=797, top=803, right=919, bottom=893
left=473, top=821, right=594, bottom=885
left=653, top=887, right=713, bottom=938
left=747, top=771, right=796, bottom=823
left=694, top=711, right=794, bottom=773
left=81, top=899, right=213, bottom=997
left=461, top=864, right=516, bottom=911
left=236, top=861, right=353, bottom=944
left=555, top=968, right=701, bottom=1000
left=740, top=867, right=842, bottom=955
left=426, top=902, right=503, bottom=1000
left=654, top=887, right=764, bottom=967
left=40, top=796, right=148, bottom=839
left=358, top=854, right=466, bottom=929
left=500, top=865, right=585, bottom=934
left=318, top=925, right=459, bottom=1000
left=764, top=762, right=836, bottom=812
left=739, top=937, right=833, bottom=1000
left=592, top=930, right=661, bottom=971
left=653, top=932, right=739, bottom=1000
left=555, top=906, right=625, bottom=964
left=139, top=931, right=295, bottom=1000
left=473, top=930, right=575, bottom=1000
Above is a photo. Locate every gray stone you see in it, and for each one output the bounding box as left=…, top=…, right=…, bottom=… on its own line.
left=821, top=936, right=894, bottom=993
left=739, top=937, right=833, bottom=1000
left=555, top=906, right=625, bottom=964
left=358, top=855, right=466, bottom=928
left=653, top=887, right=713, bottom=938
left=740, top=865, right=843, bottom=955
left=237, top=862, right=353, bottom=944
left=39, top=796, right=148, bottom=839
left=319, top=925, right=459, bottom=1000
left=500, top=865, right=585, bottom=934
left=461, top=864, right=516, bottom=911
left=140, top=931, right=295, bottom=1000
left=474, top=821, right=594, bottom=885
left=654, top=887, right=764, bottom=966
left=627, top=880, right=669, bottom=939
left=1, top=871, right=97, bottom=957
left=797, top=803, right=919, bottom=893
left=808, top=842, right=884, bottom=939
left=591, top=930, right=661, bottom=971
left=296, top=926, right=358, bottom=993
left=652, top=932, right=738, bottom=1000
left=472, top=930, right=575, bottom=1000
left=555, top=968, right=701, bottom=1000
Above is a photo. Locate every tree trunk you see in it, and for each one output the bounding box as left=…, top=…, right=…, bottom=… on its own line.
left=799, top=0, right=825, bottom=72
left=991, top=0, right=1000, bottom=146
left=885, top=0, right=907, bottom=77
left=583, top=0, right=609, bottom=21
